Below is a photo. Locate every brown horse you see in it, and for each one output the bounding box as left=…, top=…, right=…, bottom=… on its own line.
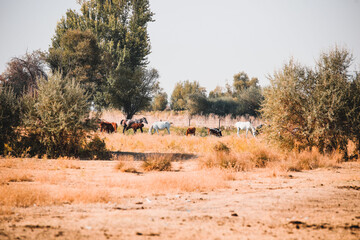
left=99, top=121, right=115, bottom=133
left=111, top=122, right=118, bottom=133
left=121, top=117, right=148, bottom=134
left=127, top=123, right=144, bottom=134
left=186, top=127, right=196, bottom=136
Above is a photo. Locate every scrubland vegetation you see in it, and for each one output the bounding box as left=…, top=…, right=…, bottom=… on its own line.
left=0, top=0, right=359, bottom=238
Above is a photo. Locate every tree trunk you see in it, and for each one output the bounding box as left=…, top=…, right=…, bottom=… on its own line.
left=218, top=118, right=221, bottom=129
left=189, top=118, right=191, bottom=126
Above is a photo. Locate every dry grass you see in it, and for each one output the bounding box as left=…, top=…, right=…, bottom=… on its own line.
left=282, top=148, right=342, bottom=172
left=0, top=128, right=352, bottom=208
left=0, top=185, right=54, bottom=207
left=142, top=155, right=172, bottom=171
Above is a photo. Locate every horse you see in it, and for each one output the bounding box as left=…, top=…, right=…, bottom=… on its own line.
left=127, top=123, right=144, bottom=134
left=99, top=121, right=115, bottom=133
left=205, top=127, right=222, bottom=137
left=121, top=117, right=148, bottom=133
left=111, top=122, right=118, bottom=133
left=149, top=121, right=171, bottom=135
left=186, top=127, right=196, bottom=136
left=235, top=121, right=256, bottom=138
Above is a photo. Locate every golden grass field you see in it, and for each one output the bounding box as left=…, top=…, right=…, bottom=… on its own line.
left=0, top=128, right=359, bottom=239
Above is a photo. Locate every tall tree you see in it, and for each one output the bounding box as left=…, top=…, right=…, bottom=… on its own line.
left=52, top=0, right=154, bottom=72
left=1, top=51, right=47, bottom=96
left=107, top=67, right=159, bottom=119
left=50, top=0, right=156, bottom=114
left=232, top=72, right=259, bottom=95
left=48, top=29, right=104, bottom=103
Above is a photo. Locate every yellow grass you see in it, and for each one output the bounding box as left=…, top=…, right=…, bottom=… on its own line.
left=0, top=128, right=352, bottom=208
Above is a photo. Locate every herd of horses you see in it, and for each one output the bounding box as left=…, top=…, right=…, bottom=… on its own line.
left=98, top=117, right=263, bottom=137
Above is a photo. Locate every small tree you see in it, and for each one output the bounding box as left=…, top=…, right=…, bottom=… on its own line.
left=1, top=51, right=47, bottom=96
left=170, top=80, right=206, bottom=111
left=210, top=97, right=238, bottom=128
left=107, top=67, right=159, bottom=119
left=22, top=72, right=95, bottom=158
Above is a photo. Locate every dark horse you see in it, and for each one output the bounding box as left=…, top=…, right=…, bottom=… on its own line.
left=120, top=117, right=148, bottom=134
left=205, top=127, right=222, bottom=137
left=99, top=121, right=115, bottom=133
left=126, top=123, right=144, bottom=134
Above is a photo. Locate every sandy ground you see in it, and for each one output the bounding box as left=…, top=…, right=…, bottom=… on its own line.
left=0, top=160, right=359, bottom=240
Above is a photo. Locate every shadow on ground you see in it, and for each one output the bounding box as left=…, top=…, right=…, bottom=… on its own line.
left=112, top=151, right=198, bottom=161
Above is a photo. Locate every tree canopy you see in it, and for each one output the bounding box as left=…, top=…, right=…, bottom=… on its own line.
left=1, top=51, right=47, bottom=96
left=170, top=80, right=206, bottom=111
left=49, top=0, right=157, bottom=116
left=261, top=46, right=360, bottom=158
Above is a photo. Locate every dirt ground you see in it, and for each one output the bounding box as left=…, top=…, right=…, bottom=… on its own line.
left=0, top=160, right=359, bottom=240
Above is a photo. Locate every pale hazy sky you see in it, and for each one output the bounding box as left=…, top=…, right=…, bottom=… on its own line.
left=1, top=0, right=360, bottom=96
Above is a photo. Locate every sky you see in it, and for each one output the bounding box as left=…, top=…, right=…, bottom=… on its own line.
left=1, top=0, right=360, bottom=96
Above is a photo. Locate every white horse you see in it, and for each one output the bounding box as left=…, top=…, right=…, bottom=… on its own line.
left=149, top=121, right=171, bottom=135
left=235, top=121, right=256, bottom=138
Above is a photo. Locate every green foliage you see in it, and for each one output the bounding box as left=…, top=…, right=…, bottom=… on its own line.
left=47, top=29, right=104, bottom=104
left=233, top=72, right=259, bottom=95
left=261, top=46, right=359, bottom=157
left=0, top=87, right=21, bottom=154
left=52, top=0, right=154, bottom=72
left=346, top=73, right=360, bottom=156
left=204, top=71, right=263, bottom=122
left=237, top=86, right=263, bottom=117
left=171, top=80, right=206, bottom=111
left=50, top=0, right=156, bottom=114
left=107, top=67, right=159, bottom=119
left=22, top=72, right=95, bottom=158
left=151, top=91, right=168, bottom=111
left=81, top=135, right=112, bottom=160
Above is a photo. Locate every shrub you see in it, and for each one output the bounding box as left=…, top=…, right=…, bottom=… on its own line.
left=200, top=152, right=254, bottom=172
left=21, top=72, right=97, bottom=158
left=0, top=87, right=20, bottom=155
left=82, top=135, right=112, bottom=160
left=262, top=46, right=359, bottom=158
left=142, top=155, right=172, bottom=171
left=213, top=142, right=230, bottom=153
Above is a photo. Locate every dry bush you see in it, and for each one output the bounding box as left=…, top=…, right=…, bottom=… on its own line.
left=250, top=146, right=282, bottom=168
left=213, top=142, right=230, bottom=153
left=284, top=149, right=342, bottom=172
left=142, top=155, right=172, bottom=171
left=200, top=152, right=254, bottom=172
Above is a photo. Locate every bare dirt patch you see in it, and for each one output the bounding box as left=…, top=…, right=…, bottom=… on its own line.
left=0, top=158, right=359, bottom=239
